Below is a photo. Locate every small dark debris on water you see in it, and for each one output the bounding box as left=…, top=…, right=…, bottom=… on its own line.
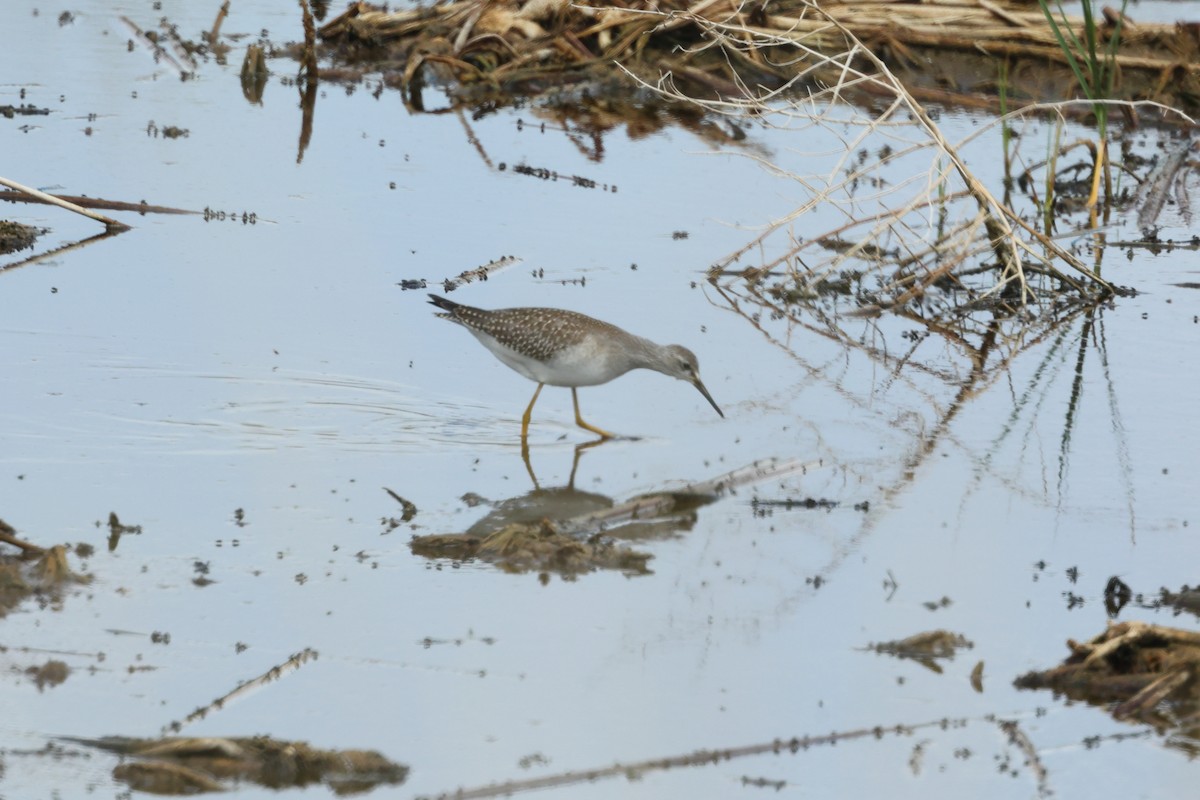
left=0, top=103, right=50, bottom=118
left=1104, top=575, right=1132, bottom=616
left=0, top=220, right=41, bottom=254
left=751, top=496, right=839, bottom=514
left=202, top=207, right=258, bottom=224
left=68, top=735, right=408, bottom=795
left=241, top=44, right=269, bottom=102
left=970, top=660, right=984, bottom=693
left=107, top=512, right=142, bottom=535
left=1156, top=583, right=1200, bottom=618
left=868, top=630, right=974, bottom=674
left=146, top=120, right=189, bottom=138
left=384, top=488, right=418, bottom=522
left=741, top=775, right=787, bottom=790
left=26, top=659, right=70, bottom=691
left=1064, top=591, right=1085, bottom=610
left=1015, top=620, right=1200, bottom=726
left=509, top=163, right=615, bottom=192
left=105, top=512, right=142, bottom=552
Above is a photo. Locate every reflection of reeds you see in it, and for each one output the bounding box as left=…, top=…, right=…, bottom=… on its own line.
left=709, top=273, right=1132, bottom=537
left=628, top=8, right=1115, bottom=314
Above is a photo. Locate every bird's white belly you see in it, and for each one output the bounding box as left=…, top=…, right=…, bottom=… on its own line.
left=472, top=332, right=625, bottom=387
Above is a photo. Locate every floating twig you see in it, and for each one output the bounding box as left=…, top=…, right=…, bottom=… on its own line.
left=161, top=648, right=319, bottom=735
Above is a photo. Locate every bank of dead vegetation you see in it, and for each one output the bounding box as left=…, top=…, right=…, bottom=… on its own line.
left=317, top=0, right=1200, bottom=114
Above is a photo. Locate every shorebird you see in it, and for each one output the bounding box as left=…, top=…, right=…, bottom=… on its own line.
left=428, top=294, right=722, bottom=439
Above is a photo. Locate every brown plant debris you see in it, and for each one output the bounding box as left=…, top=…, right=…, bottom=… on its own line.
left=0, top=520, right=89, bottom=616
left=1158, top=584, right=1200, bottom=617
left=384, top=487, right=419, bottom=521
left=1015, top=620, right=1200, bottom=726
left=107, top=511, right=143, bottom=552
left=30, top=544, right=89, bottom=587
left=26, top=660, right=70, bottom=691
left=868, top=630, right=974, bottom=674
left=68, top=735, right=408, bottom=795
left=0, top=103, right=51, bottom=118
left=314, top=0, right=1200, bottom=113
left=0, top=220, right=41, bottom=254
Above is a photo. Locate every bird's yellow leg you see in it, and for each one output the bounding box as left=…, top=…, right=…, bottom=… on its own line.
left=522, top=383, right=545, bottom=441
left=572, top=388, right=618, bottom=440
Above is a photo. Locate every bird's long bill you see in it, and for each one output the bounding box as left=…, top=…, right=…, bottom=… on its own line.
left=692, top=378, right=724, bottom=418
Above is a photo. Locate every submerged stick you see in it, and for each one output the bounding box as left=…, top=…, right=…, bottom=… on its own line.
left=0, top=176, right=131, bottom=232
left=417, top=715, right=977, bottom=800
left=0, top=190, right=195, bottom=216
left=0, top=518, right=45, bottom=555
left=209, top=0, right=231, bottom=46
left=161, top=648, right=319, bottom=735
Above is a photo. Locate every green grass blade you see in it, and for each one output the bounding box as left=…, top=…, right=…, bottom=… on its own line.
left=1038, top=0, right=1094, bottom=98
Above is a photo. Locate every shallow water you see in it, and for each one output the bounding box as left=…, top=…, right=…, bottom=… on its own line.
left=2, top=1, right=1200, bottom=798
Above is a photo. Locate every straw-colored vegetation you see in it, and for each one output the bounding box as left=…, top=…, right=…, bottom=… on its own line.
left=319, top=0, right=1200, bottom=107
